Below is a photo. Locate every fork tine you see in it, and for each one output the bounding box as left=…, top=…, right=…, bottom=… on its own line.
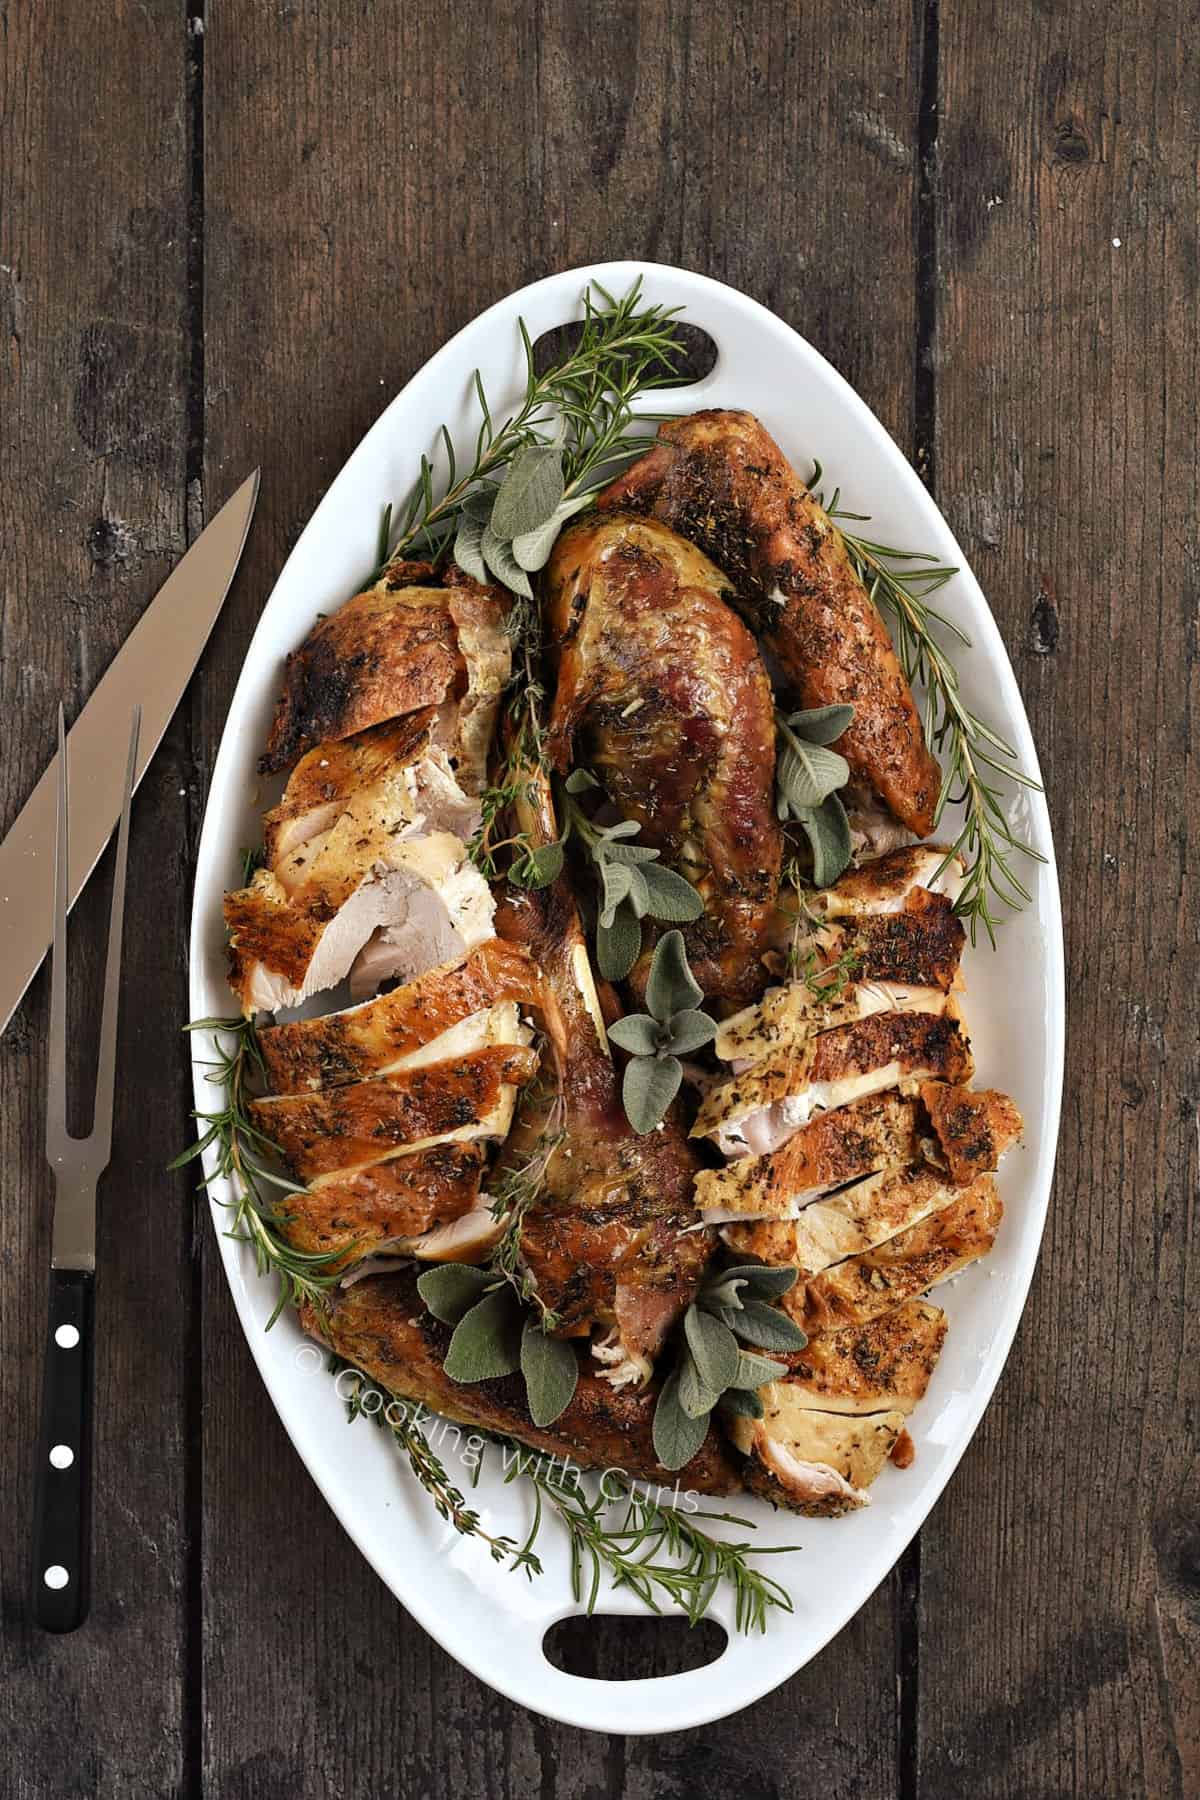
left=45, top=705, right=69, bottom=1165
left=86, top=705, right=140, bottom=1161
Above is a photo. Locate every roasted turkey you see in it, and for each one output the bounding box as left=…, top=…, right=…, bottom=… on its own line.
left=544, top=511, right=782, bottom=1004
left=599, top=410, right=942, bottom=836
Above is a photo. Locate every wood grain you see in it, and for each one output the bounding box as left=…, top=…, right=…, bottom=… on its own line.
left=7, top=0, right=1195, bottom=1792
left=0, top=3, right=193, bottom=1797
left=921, top=4, right=1199, bottom=1795
left=195, top=2, right=918, bottom=1794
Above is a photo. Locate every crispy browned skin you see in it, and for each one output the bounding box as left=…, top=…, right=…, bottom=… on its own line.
left=544, top=512, right=782, bottom=1005
left=258, top=941, right=541, bottom=1094
left=921, top=1081, right=1023, bottom=1184
left=694, top=1092, right=924, bottom=1218
left=824, top=889, right=965, bottom=992
left=249, top=1044, right=539, bottom=1180
left=260, top=560, right=508, bottom=775
left=778, top=1300, right=948, bottom=1411
left=783, top=1177, right=1002, bottom=1335
left=599, top=411, right=941, bottom=835
left=300, top=1269, right=740, bottom=1492
left=276, top=1144, right=487, bottom=1270
left=692, top=1011, right=974, bottom=1141
left=260, top=711, right=434, bottom=869
left=492, top=753, right=713, bottom=1361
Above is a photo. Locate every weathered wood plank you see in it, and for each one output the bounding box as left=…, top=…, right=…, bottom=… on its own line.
left=196, top=1, right=918, bottom=1792
left=0, top=5, right=192, bottom=1797
left=920, top=5, right=1199, bottom=1796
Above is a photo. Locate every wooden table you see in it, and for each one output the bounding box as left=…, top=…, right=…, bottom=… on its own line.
left=2, top=4, right=1196, bottom=1794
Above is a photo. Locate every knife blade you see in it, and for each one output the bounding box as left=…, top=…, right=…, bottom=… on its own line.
left=0, top=471, right=260, bottom=1035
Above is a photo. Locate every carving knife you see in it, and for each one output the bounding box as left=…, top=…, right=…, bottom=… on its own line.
left=0, top=471, right=260, bottom=1035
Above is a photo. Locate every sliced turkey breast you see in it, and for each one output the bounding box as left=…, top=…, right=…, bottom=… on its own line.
left=249, top=1042, right=539, bottom=1181
left=273, top=1142, right=488, bottom=1272
left=692, top=1013, right=974, bottom=1158
left=768, top=885, right=966, bottom=994
left=258, top=939, right=540, bottom=1093
left=226, top=832, right=495, bottom=1015
left=693, top=1092, right=925, bottom=1224
left=777, top=1300, right=947, bottom=1415
left=920, top=1081, right=1023, bottom=1184
left=722, top=1160, right=965, bottom=1273
left=782, top=1176, right=1002, bottom=1336
left=259, top=564, right=509, bottom=781
left=715, top=975, right=951, bottom=1068
left=730, top=1409, right=904, bottom=1516
left=813, top=845, right=964, bottom=918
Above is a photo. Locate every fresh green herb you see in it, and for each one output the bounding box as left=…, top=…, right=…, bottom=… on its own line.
left=487, top=1105, right=567, bottom=1327
left=170, top=1017, right=343, bottom=1327
left=609, top=932, right=715, bottom=1134
left=337, top=1354, right=796, bottom=1630
left=503, top=1449, right=797, bottom=1633
left=556, top=779, right=704, bottom=980
left=336, top=1359, right=544, bottom=1575
left=377, top=277, right=684, bottom=574
left=238, top=844, right=265, bottom=885
left=652, top=1264, right=808, bottom=1471
left=811, top=462, right=1045, bottom=944
left=774, top=705, right=855, bottom=888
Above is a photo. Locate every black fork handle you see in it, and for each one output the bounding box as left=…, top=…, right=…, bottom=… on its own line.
left=32, top=1266, right=94, bottom=1631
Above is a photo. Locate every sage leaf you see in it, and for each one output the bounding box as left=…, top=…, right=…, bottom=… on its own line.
left=645, top=929, right=702, bottom=1021
left=606, top=1012, right=662, bottom=1056
left=564, top=767, right=599, bottom=794
left=777, top=732, right=851, bottom=811
left=625, top=863, right=651, bottom=918
left=684, top=1305, right=741, bottom=1394
left=520, top=1318, right=579, bottom=1426
left=443, top=1286, right=523, bottom=1383
left=602, top=842, right=661, bottom=866
left=727, top=1348, right=787, bottom=1391
left=417, top=1263, right=494, bottom=1325
left=785, top=703, right=855, bottom=746
left=728, top=1299, right=808, bottom=1353
left=801, top=791, right=853, bottom=887
left=511, top=490, right=593, bottom=571
left=461, top=485, right=496, bottom=523
left=595, top=903, right=642, bottom=981
left=719, top=1264, right=799, bottom=1299
left=622, top=1052, right=682, bottom=1134
left=652, top=1367, right=710, bottom=1471
left=481, top=520, right=534, bottom=598
left=599, top=859, right=633, bottom=927
left=511, top=839, right=565, bottom=890
left=597, top=819, right=641, bottom=843
left=638, top=862, right=704, bottom=923
left=453, top=511, right=489, bottom=586
left=701, top=1274, right=749, bottom=1312
left=491, top=443, right=565, bottom=539
left=678, top=1350, right=721, bottom=1420
left=662, top=1007, right=716, bottom=1058
left=718, top=1387, right=765, bottom=1420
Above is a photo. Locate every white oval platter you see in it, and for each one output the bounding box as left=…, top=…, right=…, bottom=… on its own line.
left=189, top=261, right=1064, bottom=1734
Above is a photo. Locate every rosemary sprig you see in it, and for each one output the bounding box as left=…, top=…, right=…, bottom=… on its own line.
left=505, top=1454, right=796, bottom=1633
left=380, top=277, right=683, bottom=569
left=812, top=464, right=1045, bottom=944
left=172, top=1016, right=343, bottom=1327
left=335, top=1356, right=795, bottom=1627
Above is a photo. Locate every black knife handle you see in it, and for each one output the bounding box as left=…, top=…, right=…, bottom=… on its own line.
left=32, top=1266, right=94, bottom=1632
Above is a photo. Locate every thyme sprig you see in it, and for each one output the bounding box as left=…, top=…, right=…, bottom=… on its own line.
left=379, top=277, right=683, bottom=571
left=337, top=1360, right=544, bottom=1574
left=171, top=1016, right=343, bottom=1327
left=487, top=1101, right=567, bottom=1328
left=811, top=463, right=1045, bottom=944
